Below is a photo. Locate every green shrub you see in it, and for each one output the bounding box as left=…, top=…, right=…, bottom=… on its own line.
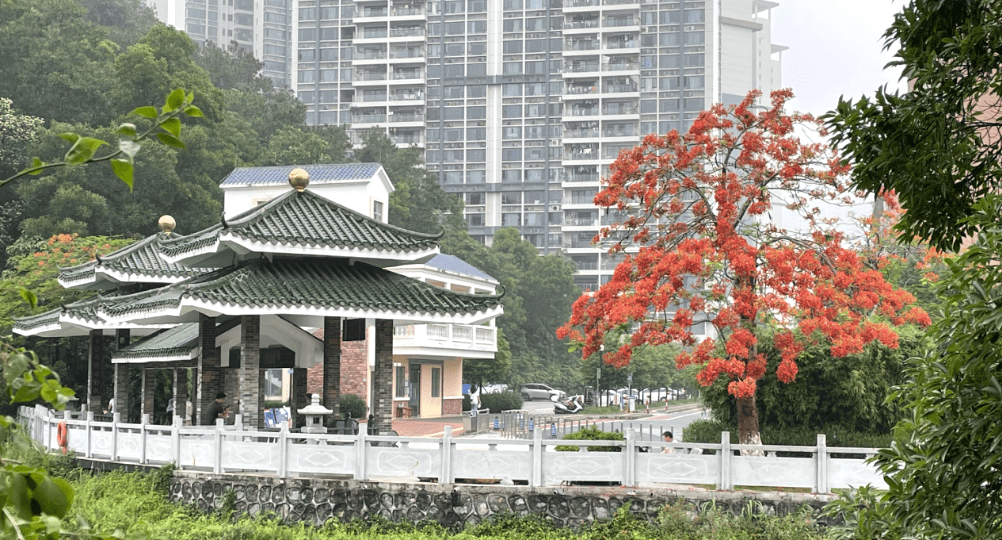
left=338, top=394, right=367, bottom=419
left=462, top=393, right=472, bottom=412
left=555, top=426, right=623, bottom=452
left=683, top=418, right=893, bottom=457
left=479, top=391, right=523, bottom=413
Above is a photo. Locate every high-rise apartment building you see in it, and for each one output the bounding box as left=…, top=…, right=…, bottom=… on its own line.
left=175, top=0, right=295, bottom=89
left=172, top=0, right=784, bottom=288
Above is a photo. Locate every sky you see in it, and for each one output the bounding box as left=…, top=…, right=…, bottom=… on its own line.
left=769, top=0, right=907, bottom=118
left=767, top=0, right=908, bottom=232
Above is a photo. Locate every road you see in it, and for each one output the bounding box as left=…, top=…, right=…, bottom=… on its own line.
left=509, top=399, right=710, bottom=442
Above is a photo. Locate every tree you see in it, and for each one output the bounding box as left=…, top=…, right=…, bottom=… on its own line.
left=0, top=99, right=43, bottom=271
left=558, top=90, right=930, bottom=445
left=77, top=0, right=159, bottom=49
left=824, top=0, right=1002, bottom=253
left=463, top=328, right=512, bottom=387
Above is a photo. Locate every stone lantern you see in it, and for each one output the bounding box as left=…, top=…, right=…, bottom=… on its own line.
left=297, top=394, right=333, bottom=434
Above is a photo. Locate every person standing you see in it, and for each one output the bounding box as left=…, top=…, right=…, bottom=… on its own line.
left=469, top=384, right=481, bottom=417
left=662, top=431, right=675, bottom=454
left=203, top=392, right=228, bottom=425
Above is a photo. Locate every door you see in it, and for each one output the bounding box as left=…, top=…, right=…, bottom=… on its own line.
left=408, top=364, right=421, bottom=417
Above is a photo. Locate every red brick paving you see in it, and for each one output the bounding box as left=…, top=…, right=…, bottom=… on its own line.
left=389, top=416, right=466, bottom=438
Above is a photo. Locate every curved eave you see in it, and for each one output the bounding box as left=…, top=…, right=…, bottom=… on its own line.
left=112, top=349, right=197, bottom=364
left=161, top=235, right=441, bottom=268
left=58, top=267, right=187, bottom=290
left=99, top=298, right=504, bottom=327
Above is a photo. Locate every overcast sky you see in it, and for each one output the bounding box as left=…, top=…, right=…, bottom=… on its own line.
left=770, top=0, right=907, bottom=118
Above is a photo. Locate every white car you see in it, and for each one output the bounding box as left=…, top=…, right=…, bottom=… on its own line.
left=520, top=383, right=566, bottom=401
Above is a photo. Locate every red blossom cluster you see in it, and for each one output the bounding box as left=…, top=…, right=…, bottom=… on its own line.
left=558, top=89, right=931, bottom=403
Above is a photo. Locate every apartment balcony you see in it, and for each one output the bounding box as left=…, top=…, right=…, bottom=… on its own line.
left=564, top=39, right=600, bottom=53
left=393, top=324, right=498, bottom=356
left=389, top=90, right=425, bottom=103
left=603, top=0, right=639, bottom=5
left=603, top=83, right=639, bottom=94
left=389, top=47, right=425, bottom=61
left=356, top=7, right=389, bottom=21
left=602, top=61, right=638, bottom=72
left=602, top=127, right=639, bottom=138
left=563, top=19, right=600, bottom=33
left=565, top=62, right=601, bottom=74
left=391, top=133, right=424, bottom=146
left=602, top=104, right=639, bottom=116
left=567, top=106, right=600, bottom=117
left=563, top=128, right=600, bottom=139
left=605, top=39, right=639, bottom=50
left=390, top=69, right=424, bottom=83
left=603, top=17, right=639, bottom=28
left=389, top=27, right=425, bottom=39
left=390, top=6, right=426, bottom=17
left=354, top=30, right=390, bottom=44
left=351, top=114, right=388, bottom=125
left=564, top=172, right=601, bottom=183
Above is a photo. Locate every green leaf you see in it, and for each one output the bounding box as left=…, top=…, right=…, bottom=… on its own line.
left=32, top=476, right=73, bottom=518
left=110, top=159, right=133, bottom=191
left=155, top=132, right=185, bottom=149
left=58, top=133, right=80, bottom=144
left=164, top=88, right=185, bottom=113
left=115, top=123, right=138, bottom=137
left=18, top=288, right=37, bottom=309
left=118, top=140, right=141, bottom=160
left=64, top=137, right=107, bottom=165
left=160, top=117, right=181, bottom=138
left=129, top=106, right=158, bottom=119
left=184, top=105, right=203, bottom=118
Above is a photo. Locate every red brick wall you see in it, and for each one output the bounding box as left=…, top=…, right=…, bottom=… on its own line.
left=306, top=327, right=369, bottom=402
left=442, top=398, right=462, bottom=416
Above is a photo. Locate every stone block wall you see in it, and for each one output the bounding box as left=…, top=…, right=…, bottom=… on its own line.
left=170, top=472, right=834, bottom=531
left=306, top=332, right=368, bottom=400
left=443, top=398, right=462, bottom=416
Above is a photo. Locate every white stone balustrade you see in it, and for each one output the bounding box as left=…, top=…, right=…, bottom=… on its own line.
left=19, top=405, right=884, bottom=493
left=393, top=323, right=497, bottom=352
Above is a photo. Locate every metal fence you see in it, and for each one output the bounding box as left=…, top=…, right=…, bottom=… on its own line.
left=477, top=410, right=678, bottom=443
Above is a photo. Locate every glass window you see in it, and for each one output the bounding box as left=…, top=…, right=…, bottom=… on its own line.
left=431, top=367, right=441, bottom=397
left=395, top=366, right=407, bottom=397
left=502, top=192, right=522, bottom=204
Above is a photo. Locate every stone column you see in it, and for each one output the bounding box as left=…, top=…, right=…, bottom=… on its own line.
left=87, top=329, right=104, bottom=412
left=113, top=362, right=130, bottom=421
left=372, top=319, right=394, bottom=433
left=323, top=316, right=342, bottom=420
left=197, top=314, right=222, bottom=425
left=173, top=368, right=188, bottom=424
left=239, top=315, right=261, bottom=429
left=291, top=368, right=308, bottom=428
left=141, top=368, right=155, bottom=420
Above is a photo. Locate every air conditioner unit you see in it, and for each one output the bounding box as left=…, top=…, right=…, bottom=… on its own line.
left=550, top=204, right=561, bottom=212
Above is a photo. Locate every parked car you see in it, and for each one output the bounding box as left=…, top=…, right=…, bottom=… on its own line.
left=480, top=383, right=509, bottom=394
left=520, top=383, right=566, bottom=401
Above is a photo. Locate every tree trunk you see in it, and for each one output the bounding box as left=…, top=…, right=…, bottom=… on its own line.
left=736, top=393, right=764, bottom=455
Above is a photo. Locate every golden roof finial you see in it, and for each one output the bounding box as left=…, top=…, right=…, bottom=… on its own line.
left=158, top=215, right=176, bottom=235
left=288, top=168, right=310, bottom=192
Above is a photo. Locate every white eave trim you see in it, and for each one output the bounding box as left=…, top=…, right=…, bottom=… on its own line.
left=112, top=350, right=197, bottom=364
left=160, top=233, right=440, bottom=266
left=98, top=298, right=504, bottom=327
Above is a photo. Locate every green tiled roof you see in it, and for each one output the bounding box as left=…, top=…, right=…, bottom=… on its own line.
left=158, top=189, right=442, bottom=263
left=101, top=258, right=503, bottom=321
left=12, top=309, right=62, bottom=332
left=113, top=323, right=199, bottom=361
left=12, top=293, right=164, bottom=335
left=112, top=318, right=239, bottom=361
left=58, top=233, right=211, bottom=288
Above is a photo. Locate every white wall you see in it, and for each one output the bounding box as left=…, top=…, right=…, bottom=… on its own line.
left=223, top=180, right=390, bottom=219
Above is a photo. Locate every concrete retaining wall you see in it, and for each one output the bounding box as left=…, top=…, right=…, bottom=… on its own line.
left=170, top=472, right=836, bottom=530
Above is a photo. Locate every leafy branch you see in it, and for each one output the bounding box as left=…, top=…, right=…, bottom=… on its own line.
left=0, top=88, right=203, bottom=191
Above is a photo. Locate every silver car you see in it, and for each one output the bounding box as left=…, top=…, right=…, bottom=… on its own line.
left=520, top=383, right=566, bottom=401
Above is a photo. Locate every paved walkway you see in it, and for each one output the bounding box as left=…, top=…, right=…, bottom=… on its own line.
left=385, top=403, right=704, bottom=439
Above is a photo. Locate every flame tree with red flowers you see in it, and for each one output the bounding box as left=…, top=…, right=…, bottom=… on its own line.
left=557, top=90, right=931, bottom=446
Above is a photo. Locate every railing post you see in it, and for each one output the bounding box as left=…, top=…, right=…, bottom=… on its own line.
left=213, top=418, right=223, bottom=473
left=440, top=426, right=453, bottom=483
left=172, top=415, right=182, bottom=467
left=718, top=431, right=732, bottom=490
left=624, top=428, right=636, bottom=486
left=111, top=413, right=121, bottom=461
left=84, top=412, right=93, bottom=458
left=816, top=434, right=828, bottom=494
left=278, top=423, right=289, bottom=478
left=140, top=414, right=150, bottom=464
left=355, top=428, right=368, bottom=480
left=530, top=427, right=543, bottom=487
left=233, top=414, right=243, bottom=434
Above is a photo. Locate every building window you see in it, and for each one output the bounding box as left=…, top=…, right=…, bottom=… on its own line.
left=395, top=366, right=407, bottom=397
left=431, top=367, right=441, bottom=397
left=373, top=200, right=384, bottom=222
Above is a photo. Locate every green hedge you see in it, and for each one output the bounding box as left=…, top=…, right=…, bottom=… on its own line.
left=479, top=391, right=523, bottom=413
left=555, top=426, right=623, bottom=452
left=683, top=419, right=892, bottom=454
left=339, top=394, right=368, bottom=419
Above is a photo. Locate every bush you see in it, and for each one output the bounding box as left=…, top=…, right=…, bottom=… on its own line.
left=555, top=426, right=623, bottom=452
left=683, top=418, right=893, bottom=455
left=479, top=390, right=522, bottom=413
left=462, top=393, right=472, bottom=412
left=339, top=394, right=367, bottom=419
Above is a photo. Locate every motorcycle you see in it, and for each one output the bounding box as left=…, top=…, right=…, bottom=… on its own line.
left=553, top=394, right=584, bottom=414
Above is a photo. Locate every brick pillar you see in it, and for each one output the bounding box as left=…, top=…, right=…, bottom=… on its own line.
left=240, top=315, right=261, bottom=429
left=291, top=368, right=308, bottom=429
left=141, top=368, right=155, bottom=420
left=173, top=368, right=188, bottom=424
left=114, top=363, right=130, bottom=420
left=372, top=319, right=394, bottom=433
left=224, top=368, right=240, bottom=415
left=87, top=329, right=103, bottom=412
left=189, top=367, right=198, bottom=424
left=323, top=316, right=342, bottom=421
left=197, top=314, right=222, bottom=425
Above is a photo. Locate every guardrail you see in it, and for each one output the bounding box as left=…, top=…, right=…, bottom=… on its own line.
left=20, top=405, right=884, bottom=492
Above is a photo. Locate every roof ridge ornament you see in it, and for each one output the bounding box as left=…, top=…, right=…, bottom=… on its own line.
left=221, top=211, right=228, bottom=229
left=158, top=215, right=176, bottom=236
left=288, top=168, right=310, bottom=193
